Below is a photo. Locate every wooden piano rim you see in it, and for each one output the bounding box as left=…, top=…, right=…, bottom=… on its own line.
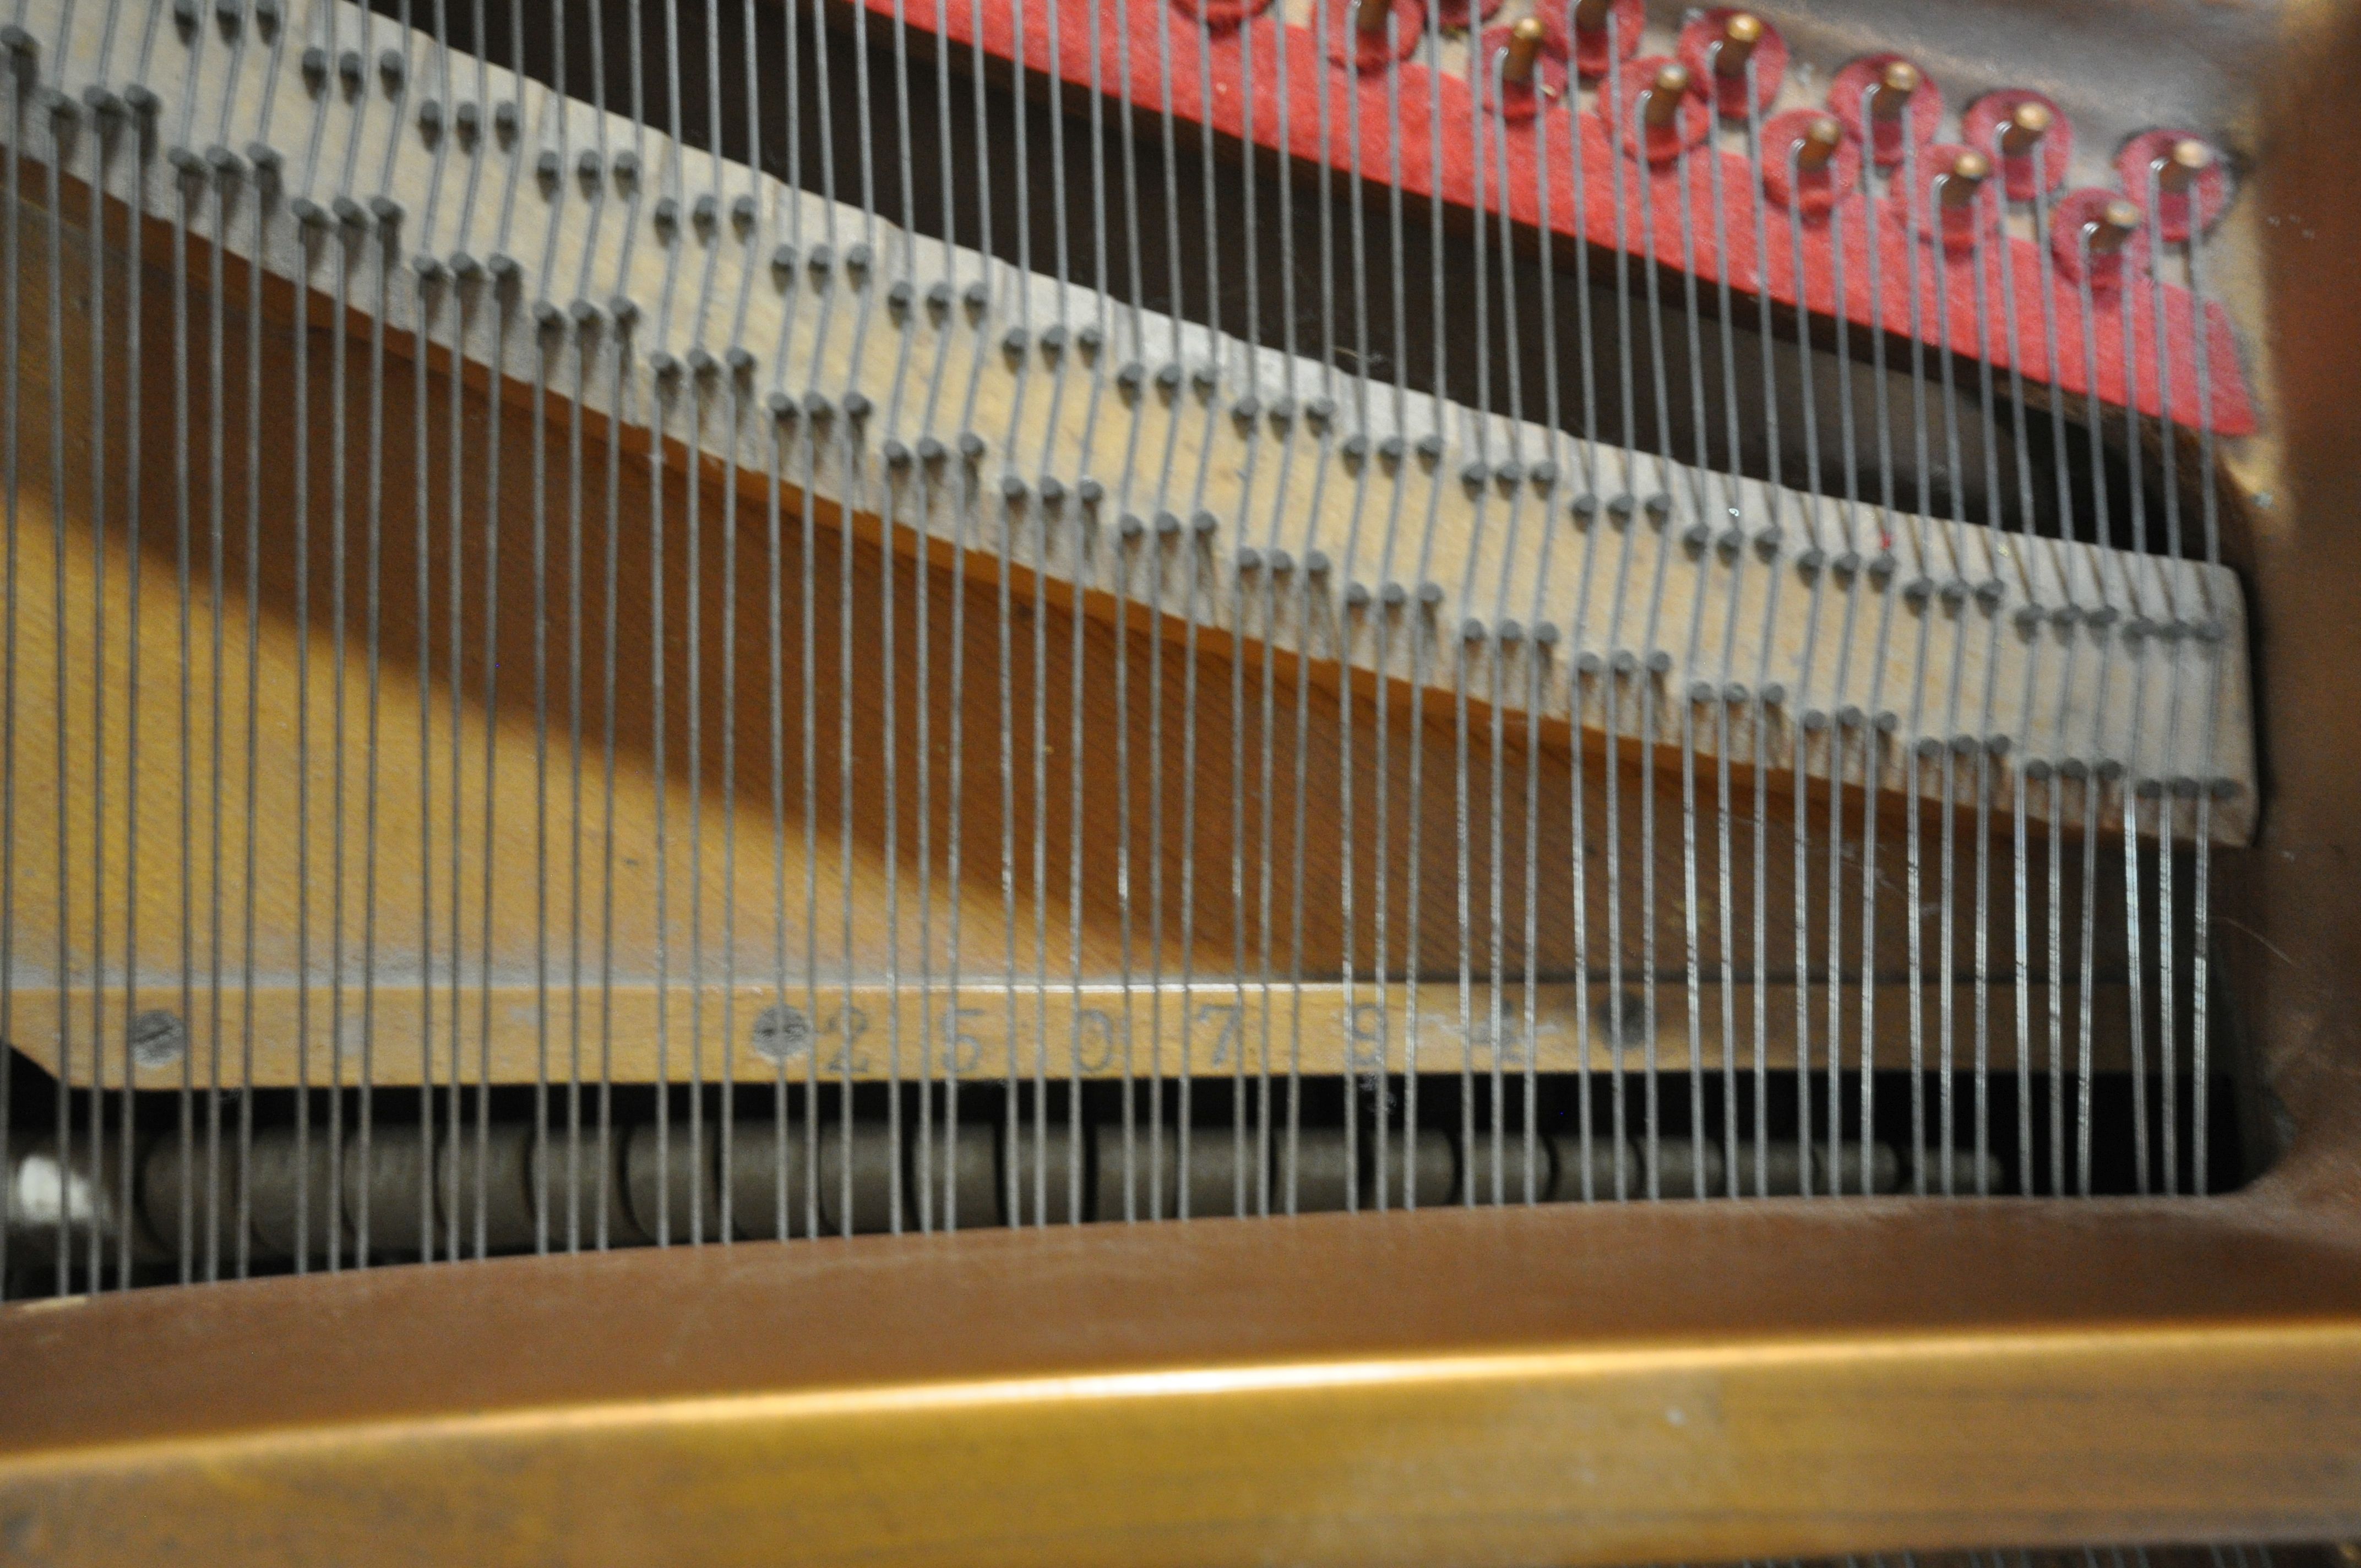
left=0, top=1134, right=2358, bottom=1567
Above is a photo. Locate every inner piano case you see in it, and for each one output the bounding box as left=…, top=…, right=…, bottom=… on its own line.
left=1, top=0, right=2359, bottom=1560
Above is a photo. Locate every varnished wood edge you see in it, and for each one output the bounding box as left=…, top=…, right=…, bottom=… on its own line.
left=4, top=1192, right=2360, bottom=1565
left=2, top=1319, right=2357, bottom=1567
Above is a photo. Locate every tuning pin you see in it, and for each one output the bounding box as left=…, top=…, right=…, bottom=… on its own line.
left=2114, top=128, right=2227, bottom=239
left=1835, top=53, right=1938, bottom=165
left=1566, top=0, right=1641, bottom=78
left=2000, top=100, right=2050, bottom=156
left=1939, top=148, right=1991, bottom=208
left=1680, top=8, right=1783, bottom=117
left=2158, top=136, right=2213, bottom=194
left=1503, top=14, right=1546, bottom=83
left=2087, top=196, right=2142, bottom=254
left=1332, top=0, right=1416, bottom=68
left=1796, top=112, right=1842, bottom=172
left=1761, top=107, right=1858, bottom=213
left=1711, top=11, right=1761, bottom=75
left=2048, top=188, right=2146, bottom=281
left=1870, top=58, right=1919, bottom=118
left=1642, top=60, right=1692, bottom=128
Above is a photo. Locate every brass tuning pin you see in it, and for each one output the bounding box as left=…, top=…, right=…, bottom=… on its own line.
left=2000, top=100, right=2050, bottom=157
left=1940, top=149, right=1992, bottom=208
left=1712, top=11, right=1762, bottom=76
left=1643, top=60, right=1692, bottom=127
left=1795, top=112, right=1843, bottom=172
left=1503, top=15, right=1547, bottom=83
left=1872, top=59, right=1919, bottom=118
left=2158, top=136, right=2213, bottom=194
left=1354, top=0, right=1389, bottom=32
left=2088, top=195, right=2142, bottom=254
left=1571, top=0, right=1611, bottom=32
